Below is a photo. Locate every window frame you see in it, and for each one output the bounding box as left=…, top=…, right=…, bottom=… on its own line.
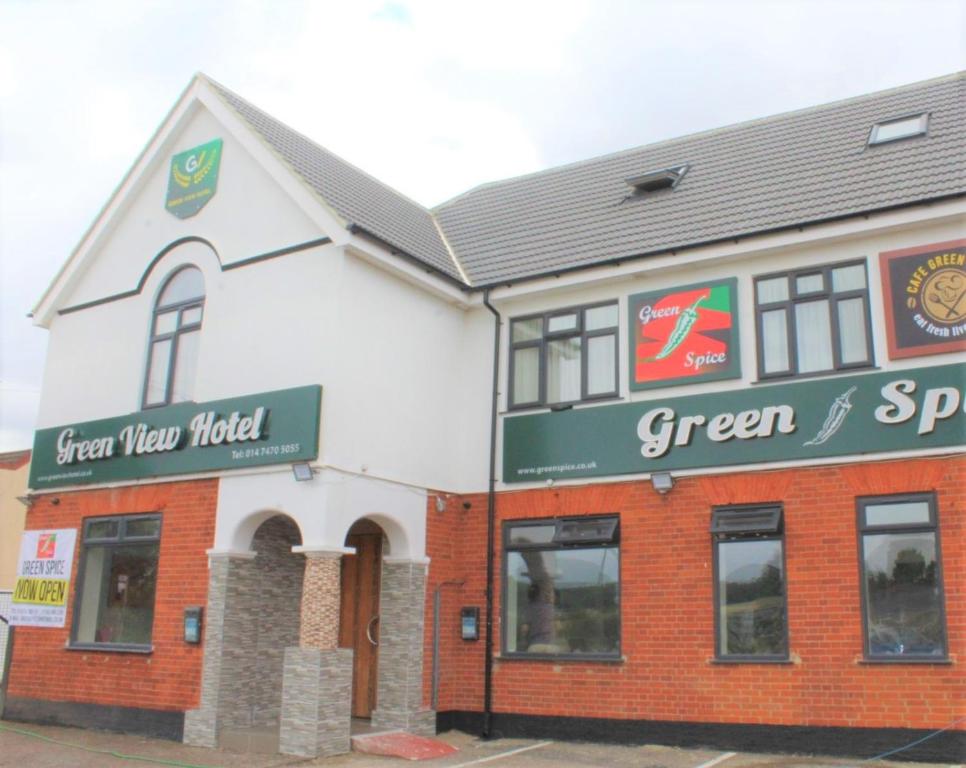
left=69, top=513, right=162, bottom=653
left=501, top=515, right=621, bottom=661
left=508, top=300, right=619, bottom=410
left=856, top=492, right=948, bottom=662
left=711, top=504, right=789, bottom=663
left=754, top=259, right=874, bottom=381
left=141, top=266, right=205, bottom=409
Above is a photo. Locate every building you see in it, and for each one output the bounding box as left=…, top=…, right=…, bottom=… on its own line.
left=0, top=450, right=31, bottom=591
left=0, top=450, right=31, bottom=689
left=5, top=72, right=963, bottom=761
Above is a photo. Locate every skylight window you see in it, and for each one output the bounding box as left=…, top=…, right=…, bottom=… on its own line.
left=626, top=164, right=689, bottom=192
left=868, top=113, right=929, bottom=146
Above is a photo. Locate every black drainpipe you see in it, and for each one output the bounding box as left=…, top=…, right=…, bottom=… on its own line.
left=482, top=289, right=501, bottom=739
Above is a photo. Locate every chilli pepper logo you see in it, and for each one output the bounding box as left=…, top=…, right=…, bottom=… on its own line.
left=632, top=283, right=735, bottom=385
left=36, top=533, right=57, bottom=559
left=803, top=386, right=857, bottom=446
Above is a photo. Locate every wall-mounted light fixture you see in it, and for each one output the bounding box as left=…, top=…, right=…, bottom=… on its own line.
left=651, top=472, right=674, bottom=495
left=292, top=463, right=315, bottom=482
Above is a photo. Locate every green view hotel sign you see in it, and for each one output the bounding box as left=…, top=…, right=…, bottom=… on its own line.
left=503, top=364, right=965, bottom=483
left=165, top=138, right=223, bottom=219
left=30, top=386, right=320, bottom=490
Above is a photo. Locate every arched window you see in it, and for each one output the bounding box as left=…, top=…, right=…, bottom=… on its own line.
left=142, top=266, right=205, bottom=407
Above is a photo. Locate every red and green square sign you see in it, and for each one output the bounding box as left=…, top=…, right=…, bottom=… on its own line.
left=629, top=278, right=740, bottom=390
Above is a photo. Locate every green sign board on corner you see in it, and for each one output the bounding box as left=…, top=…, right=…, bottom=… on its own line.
left=29, top=386, right=321, bottom=490
left=503, top=363, right=965, bottom=483
left=165, top=138, right=223, bottom=219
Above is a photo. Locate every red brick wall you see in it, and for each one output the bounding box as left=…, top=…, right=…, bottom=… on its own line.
left=8, top=480, right=217, bottom=712
left=425, top=455, right=964, bottom=730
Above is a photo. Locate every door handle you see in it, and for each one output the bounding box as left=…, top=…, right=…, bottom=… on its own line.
left=366, top=615, right=380, bottom=646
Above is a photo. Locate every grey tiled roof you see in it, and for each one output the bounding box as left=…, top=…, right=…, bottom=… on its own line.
left=210, top=73, right=965, bottom=289
left=435, top=72, right=965, bottom=286
left=207, top=78, right=463, bottom=282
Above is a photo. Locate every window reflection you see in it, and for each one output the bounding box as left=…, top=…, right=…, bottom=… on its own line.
left=505, top=547, right=619, bottom=656
left=717, top=539, right=786, bottom=656
left=864, top=533, right=943, bottom=656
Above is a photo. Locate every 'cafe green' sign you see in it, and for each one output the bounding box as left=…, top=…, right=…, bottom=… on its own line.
left=30, top=386, right=320, bottom=490
left=503, top=363, right=965, bottom=483
left=165, top=138, right=223, bottom=219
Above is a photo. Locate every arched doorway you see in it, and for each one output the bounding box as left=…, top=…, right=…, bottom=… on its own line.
left=339, top=519, right=384, bottom=719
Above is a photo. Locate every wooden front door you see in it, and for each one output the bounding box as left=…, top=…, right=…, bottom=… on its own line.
left=339, top=524, right=382, bottom=718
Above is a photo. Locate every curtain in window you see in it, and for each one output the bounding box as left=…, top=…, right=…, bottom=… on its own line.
left=837, top=297, right=869, bottom=365
left=547, top=338, right=581, bottom=403
left=761, top=310, right=789, bottom=374
left=794, top=300, right=833, bottom=373
left=587, top=335, right=615, bottom=395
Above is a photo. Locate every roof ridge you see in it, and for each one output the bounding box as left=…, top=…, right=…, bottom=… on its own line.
left=433, top=70, right=965, bottom=209
left=200, top=73, right=436, bottom=216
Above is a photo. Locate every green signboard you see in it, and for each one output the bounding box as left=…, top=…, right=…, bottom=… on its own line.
left=165, top=138, right=223, bottom=219
left=503, top=364, right=965, bottom=483
left=30, top=386, right=321, bottom=490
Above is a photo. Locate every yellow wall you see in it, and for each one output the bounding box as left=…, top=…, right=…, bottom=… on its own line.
left=0, top=452, right=30, bottom=590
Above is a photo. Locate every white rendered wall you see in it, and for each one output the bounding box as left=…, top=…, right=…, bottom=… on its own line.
left=64, top=106, right=327, bottom=309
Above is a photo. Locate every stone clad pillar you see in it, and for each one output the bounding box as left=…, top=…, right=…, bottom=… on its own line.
left=279, top=549, right=353, bottom=758
left=371, top=557, right=435, bottom=736
left=298, top=553, right=341, bottom=649
left=184, top=551, right=258, bottom=748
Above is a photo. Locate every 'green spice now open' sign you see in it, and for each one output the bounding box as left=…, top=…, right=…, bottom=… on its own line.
left=503, top=363, right=965, bottom=482
left=29, top=386, right=321, bottom=490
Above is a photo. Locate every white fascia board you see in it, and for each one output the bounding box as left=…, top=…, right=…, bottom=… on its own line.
left=469, top=197, right=966, bottom=308
left=344, top=240, right=471, bottom=308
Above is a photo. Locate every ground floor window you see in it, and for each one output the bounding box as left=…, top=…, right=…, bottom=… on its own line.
left=712, top=505, right=787, bottom=660
left=71, top=514, right=161, bottom=649
left=503, top=517, right=619, bottom=658
left=858, top=494, right=947, bottom=660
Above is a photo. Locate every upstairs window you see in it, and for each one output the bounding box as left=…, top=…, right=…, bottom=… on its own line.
left=143, top=266, right=205, bottom=407
left=754, top=260, right=873, bottom=380
left=509, top=302, right=619, bottom=409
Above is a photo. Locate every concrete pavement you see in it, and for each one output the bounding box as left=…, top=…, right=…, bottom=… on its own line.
left=0, top=721, right=959, bottom=768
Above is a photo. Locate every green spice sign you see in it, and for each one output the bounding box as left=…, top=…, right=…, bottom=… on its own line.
left=165, top=138, right=223, bottom=219
left=29, top=386, right=320, bottom=490
left=503, top=364, right=965, bottom=483
left=629, top=278, right=740, bottom=389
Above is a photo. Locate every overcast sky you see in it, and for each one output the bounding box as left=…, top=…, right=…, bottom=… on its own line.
left=1, top=0, right=964, bottom=451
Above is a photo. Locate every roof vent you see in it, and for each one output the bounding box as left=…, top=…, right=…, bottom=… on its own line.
left=626, top=164, right=689, bottom=193
left=868, top=113, right=929, bottom=146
